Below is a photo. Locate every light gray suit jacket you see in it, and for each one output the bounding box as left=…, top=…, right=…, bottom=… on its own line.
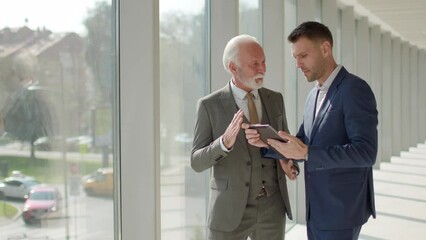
left=191, top=82, right=293, bottom=232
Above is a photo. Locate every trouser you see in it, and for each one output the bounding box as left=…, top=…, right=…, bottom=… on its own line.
left=209, top=191, right=286, bottom=240
left=307, top=222, right=362, bottom=240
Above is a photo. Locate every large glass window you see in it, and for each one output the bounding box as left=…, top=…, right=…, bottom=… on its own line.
left=0, top=0, right=116, bottom=239
left=159, top=0, right=208, bottom=239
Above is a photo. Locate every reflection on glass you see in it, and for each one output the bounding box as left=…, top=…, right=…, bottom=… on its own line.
left=0, top=0, right=116, bottom=239
left=159, top=0, right=208, bottom=239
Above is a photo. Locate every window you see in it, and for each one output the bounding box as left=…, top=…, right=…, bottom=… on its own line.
left=159, top=0, right=208, bottom=239
left=0, top=0, right=117, bottom=239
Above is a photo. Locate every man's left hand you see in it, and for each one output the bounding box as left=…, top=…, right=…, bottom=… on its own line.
left=268, top=131, right=308, bottom=160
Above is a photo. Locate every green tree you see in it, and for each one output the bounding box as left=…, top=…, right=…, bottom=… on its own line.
left=83, top=2, right=115, bottom=166
left=3, top=86, right=54, bottom=159
left=0, top=56, right=54, bottom=159
left=83, top=1, right=115, bottom=104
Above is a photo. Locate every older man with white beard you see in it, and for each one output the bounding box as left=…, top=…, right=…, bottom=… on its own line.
left=191, top=35, right=297, bottom=240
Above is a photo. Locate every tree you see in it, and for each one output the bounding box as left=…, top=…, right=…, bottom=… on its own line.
left=83, top=2, right=114, bottom=104
left=3, top=86, right=54, bottom=159
left=83, top=2, right=115, bottom=166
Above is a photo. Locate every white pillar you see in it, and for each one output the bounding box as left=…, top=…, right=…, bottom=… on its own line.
left=401, top=42, right=410, bottom=150
left=419, top=51, right=426, bottom=141
left=284, top=0, right=299, bottom=134
left=262, top=0, right=285, bottom=94
left=296, top=0, right=317, bottom=125
left=120, top=0, right=160, bottom=239
left=392, top=37, right=402, bottom=155
left=370, top=25, right=382, bottom=167
left=355, top=17, right=369, bottom=82
left=381, top=32, right=393, bottom=162
left=410, top=46, right=419, bottom=146
left=341, top=6, right=355, bottom=73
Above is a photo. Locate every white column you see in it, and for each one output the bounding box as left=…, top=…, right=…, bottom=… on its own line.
left=296, top=0, right=316, bottom=125
left=210, top=0, right=239, bottom=92
left=322, top=0, right=338, bottom=58
left=297, top=0, right=316, bottom=23
left=262, top=0, right=285, bottom=94
left=369, top=25, right=382, bottom=167
left=322, top=0, right=338, bottom=40
left=340, top=6, right=355, bottom=73
left=410, top=46, right=419, bottom=146
left=284, top=0, right=298, bottom=134
left=381, top=31, right=392, bottom=162
left=356, top=17, right=369, bottom=82
left=293, top=0, right=316, bottom=225
left=401, top=42, right=410, bottom=150
left=392, top=37, right=402, bottom=155
left=120, top=0, right=160, bottom=239
left=419, top=51, right=426, bottom=141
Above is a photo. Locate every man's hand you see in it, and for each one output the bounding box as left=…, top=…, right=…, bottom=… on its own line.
left=268, top=131, right=308, bottom=160
left=279, top=159, right=298, bottom=180
left=241, top=123, right=268, bottom=148
left=222, top=109, right=244, bottom=149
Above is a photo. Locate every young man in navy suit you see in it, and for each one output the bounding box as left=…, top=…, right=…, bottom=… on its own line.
left=245, top=21, right=378, bottom=240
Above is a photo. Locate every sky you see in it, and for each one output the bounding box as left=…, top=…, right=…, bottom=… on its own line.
left=0, top=0, right=255, bottom=35
left=0, top=0, right=106, bottom=34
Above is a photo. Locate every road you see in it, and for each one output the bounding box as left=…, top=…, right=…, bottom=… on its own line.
left=0, top=186, right=114, bottom=240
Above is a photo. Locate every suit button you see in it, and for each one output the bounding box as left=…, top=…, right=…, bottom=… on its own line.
left=245, top=182, right=249, bottom=187
left=246, top=161, right=251, bottom=166
left=262, top=180, right=266, bottom=184
left=261, top=164, right=265, bottom=168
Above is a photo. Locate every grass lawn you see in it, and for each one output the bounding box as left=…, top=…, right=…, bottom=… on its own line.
left=0, top=155, right=103, bottom=183
left=0, top=201, right=18, bottom=218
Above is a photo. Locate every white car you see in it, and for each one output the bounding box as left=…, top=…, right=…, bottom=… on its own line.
left=0, top=176, right=41, bottom=200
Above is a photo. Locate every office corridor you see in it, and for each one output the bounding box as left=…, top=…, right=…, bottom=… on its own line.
left=287, top=141, right=426, bottom=240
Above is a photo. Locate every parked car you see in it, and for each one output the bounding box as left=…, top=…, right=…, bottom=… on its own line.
left=0, top=176, right=41, bottom=200
left=22, top=185, right=62, bottom=225
left=82, top=168, right=113, bottom=196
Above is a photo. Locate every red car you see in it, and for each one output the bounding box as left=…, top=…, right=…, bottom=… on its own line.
left=22, top=185, right=62, bottom=225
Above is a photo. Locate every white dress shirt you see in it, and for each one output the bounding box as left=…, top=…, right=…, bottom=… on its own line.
left=220, top=80, right=263, bottom=152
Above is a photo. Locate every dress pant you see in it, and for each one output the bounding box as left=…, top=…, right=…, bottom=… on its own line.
left=307, top=222, right=362, bottom=240
left=209, top=191, right=286, bottom=240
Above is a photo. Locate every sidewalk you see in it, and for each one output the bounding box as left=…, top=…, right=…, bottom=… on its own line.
left=0, top=212, right=20, bottom=226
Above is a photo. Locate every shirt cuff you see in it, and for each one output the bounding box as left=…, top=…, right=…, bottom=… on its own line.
left=219, top=136, right=232, bottom=152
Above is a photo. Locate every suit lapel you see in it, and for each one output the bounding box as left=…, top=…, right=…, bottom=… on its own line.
left=310, top=67, right=348, bottom=142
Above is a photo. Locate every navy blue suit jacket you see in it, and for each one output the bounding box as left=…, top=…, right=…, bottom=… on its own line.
left=298, top=67, right=378, bottom=230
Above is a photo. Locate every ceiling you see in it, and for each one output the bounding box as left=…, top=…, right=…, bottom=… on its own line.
left=352, top=0, right=426, bottom=50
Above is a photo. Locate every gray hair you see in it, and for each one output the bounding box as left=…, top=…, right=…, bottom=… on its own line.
left=222, top=35, right=260, bottom=74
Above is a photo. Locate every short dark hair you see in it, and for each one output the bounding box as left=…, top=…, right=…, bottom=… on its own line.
left=287, top=21, right=333, bottom=47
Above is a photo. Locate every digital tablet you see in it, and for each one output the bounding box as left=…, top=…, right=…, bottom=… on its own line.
left=248, top=124, right=288, bottom=144
left=248, top=124, right=288, bottom=160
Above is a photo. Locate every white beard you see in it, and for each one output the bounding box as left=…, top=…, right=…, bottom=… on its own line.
left=242, top=73, right=264, bottom=90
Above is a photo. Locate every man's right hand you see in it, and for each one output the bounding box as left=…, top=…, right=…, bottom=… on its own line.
left=222, top=109, right=244, bottom=149
left=241, top=123, right=268, bottom=148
